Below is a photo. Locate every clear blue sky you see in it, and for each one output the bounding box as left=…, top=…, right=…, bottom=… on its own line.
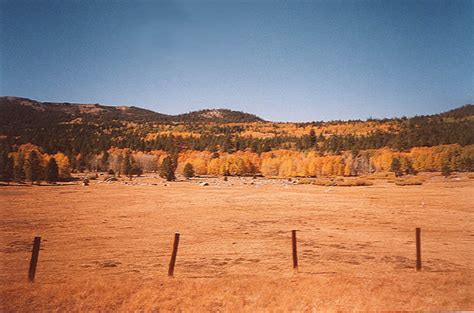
left=1, top=0, right=472, bottom=121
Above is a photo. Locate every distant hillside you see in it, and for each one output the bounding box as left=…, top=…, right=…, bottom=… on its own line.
left=438, top=104, right=474, bottom=119
left=0, top=96, right=472, bottom=160
left=175, top=109, right=264, bottom=123
left=0, top=97, right=170, bottom=126
left=1, top=96, right=472, bottom=127
left=0, top=96, right=264, bottom=126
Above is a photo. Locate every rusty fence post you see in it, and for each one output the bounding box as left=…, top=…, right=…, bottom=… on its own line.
left=168, top=233, right=180, bottom=277
left=292, top=230, right=298, bottom=272
left=416, top=228, right=421, bottom=271
left=28, top=236, right=41, bottom=282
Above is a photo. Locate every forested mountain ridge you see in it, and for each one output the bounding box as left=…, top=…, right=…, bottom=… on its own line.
left=438, top=104, right=474, bottom=119
left=0, top=96, right=473, bottom=180
left=0, top=96, right=264, bottom=126
left=2, top=96, right=472, bottom=126
left=0, top=96, right=473, bottom=157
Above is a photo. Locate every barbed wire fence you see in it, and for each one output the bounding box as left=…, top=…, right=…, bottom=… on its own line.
left=0, top=227, right=471, bottom=283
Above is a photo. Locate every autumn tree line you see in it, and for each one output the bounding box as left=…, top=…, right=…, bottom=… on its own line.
left=0, top=144, right=69, bottom=184
left=1, top=142, right=472, bottom=183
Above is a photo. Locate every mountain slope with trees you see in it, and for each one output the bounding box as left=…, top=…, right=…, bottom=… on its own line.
left=0, top=96, right=264, bottom=126
left=0, top=96, right=473, bottom=182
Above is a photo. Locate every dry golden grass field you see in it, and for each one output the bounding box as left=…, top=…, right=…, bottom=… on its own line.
left=1, top=174, right=473, bottom=312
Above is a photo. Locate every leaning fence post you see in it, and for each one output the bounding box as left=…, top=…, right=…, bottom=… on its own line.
left=28, top=236, right=41, bottom=282
left=168, top=232, right=180, bottom=277
left=416, top=228, right=421, bottom=271
left=292, top=230, right=298, bottom=273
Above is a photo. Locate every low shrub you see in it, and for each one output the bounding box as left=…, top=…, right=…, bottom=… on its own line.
left=394, top=177, right=424, bottom=186
left=297, top=177, right=373, bottom=187
left=297, top=178, right=315, bottom=185
left=337, top=179, right=374, bottom=187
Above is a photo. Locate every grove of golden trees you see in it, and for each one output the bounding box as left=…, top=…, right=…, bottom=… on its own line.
left=0, top=143, right=71, bottom=183
left=1, top=143, right=472, bottom=182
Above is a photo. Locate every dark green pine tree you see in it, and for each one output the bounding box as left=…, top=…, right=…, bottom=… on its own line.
left=14, top=152, right=26, bottom=182
left=100, top=150, right=109, bottom=172
left=45, top=157, right=59, bottom=183
left=170, top=152, right=179, bottom=172
left=0, top=152, right=6, bottom=181
left=0, top=153, right=14, bottom=184
left=183, top=163, right=195, bottom=179
left=390, top=158, right=403, bottom=177
left=221, top=136, right=233, bottom=153
left=4, top=156, right=14, bottom=184
left=160, top=156, right=176, bottom=181
left=308, top=128, right=317, bottom=147
left=441, top=161, right=452, bottom=178
left=25, top=151, right=43, bottom=184
left=404, top=159, right=417, bottom=175
left=77, top=153, right=89, bottom=172
left=121, top=153, right=132, bottom=176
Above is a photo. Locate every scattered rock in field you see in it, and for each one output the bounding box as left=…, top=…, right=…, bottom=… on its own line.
left=199, top=182, right=209, bottom=186
left=82, top=178, right=90, bottom=186
left=104, top=177, right=118, bottom=183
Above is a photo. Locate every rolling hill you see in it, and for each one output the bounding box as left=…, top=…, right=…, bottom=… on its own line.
left=0, top=96, right=264, bottom=127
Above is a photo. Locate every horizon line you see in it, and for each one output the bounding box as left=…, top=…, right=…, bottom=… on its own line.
left=1, top=95, right=472, bottom=124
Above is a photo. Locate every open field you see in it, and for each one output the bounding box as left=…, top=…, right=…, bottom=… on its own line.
left=1, top=174, right=473, bottom=311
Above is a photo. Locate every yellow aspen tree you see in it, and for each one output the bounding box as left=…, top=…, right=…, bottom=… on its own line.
left=54, top=152, right=71, bottom=178
left=208, top=158, right=221, bottom=175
